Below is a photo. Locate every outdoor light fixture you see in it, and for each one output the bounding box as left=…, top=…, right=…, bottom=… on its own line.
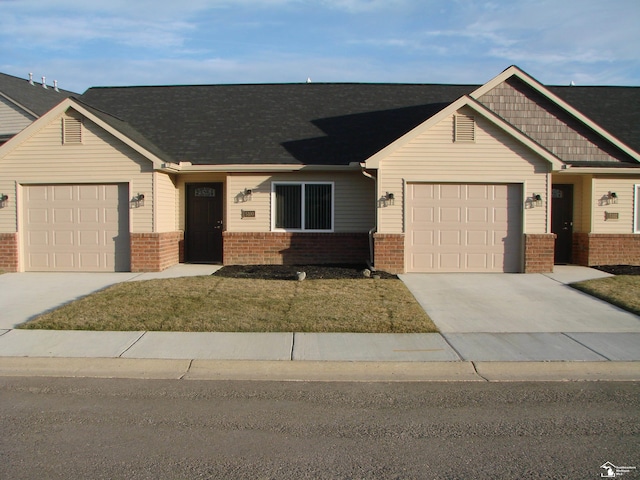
left=525, top=193, right=543, bottom=209
left=242, top=188, right=252, bottom=202
left=598, top=191, right=618, bottom=206
left=0, top=193, right=8, bottom=208
left=130, top=193, right=145, bottom=208
left=379, top=192, right=395, bottom=208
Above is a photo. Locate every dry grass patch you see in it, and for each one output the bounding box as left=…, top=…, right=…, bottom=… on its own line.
left=572, top=275, right=640, bottom=316
left=21, top=276, right=436, bottom=333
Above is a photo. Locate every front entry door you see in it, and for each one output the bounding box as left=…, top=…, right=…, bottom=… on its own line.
left=186, top=183, right=223, bottom=263
left=551, top=184, right=573, bottom=264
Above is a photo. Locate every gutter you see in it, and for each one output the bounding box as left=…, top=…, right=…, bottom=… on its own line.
left=156, top=162, right=362, bottom=173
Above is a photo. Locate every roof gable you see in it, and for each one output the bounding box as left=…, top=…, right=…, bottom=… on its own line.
left=365, top=95, right=565, bottom=170
left=0, top=97, right=166, bottom=168
left=472, top=66, right=639, bottom=165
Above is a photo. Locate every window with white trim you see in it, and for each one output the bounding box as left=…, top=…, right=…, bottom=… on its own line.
left=272, top=182, right=333, bottom=231
left=634, top=184, right=640, bottom=233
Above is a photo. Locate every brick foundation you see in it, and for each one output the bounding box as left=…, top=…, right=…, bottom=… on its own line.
left=223, top=232, right=369, bottom=266
left=373, top=233, right=405, bottom=274
left=130, top=231, right=184, bottom=272
left=524, top=234, right=556, bottom=273
left=573, top=233, right=640, bottom=266
left=0, top=232, right=19, bottom=272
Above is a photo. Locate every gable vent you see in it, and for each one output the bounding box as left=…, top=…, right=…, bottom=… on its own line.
left=62, top=118, right=83, bottom=144
left=454, top=114, right=475, bottom=143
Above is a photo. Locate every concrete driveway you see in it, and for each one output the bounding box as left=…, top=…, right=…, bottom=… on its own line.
left=0, top=265, right=221, bottom=329
left=399, top=266, right=640, bottom=333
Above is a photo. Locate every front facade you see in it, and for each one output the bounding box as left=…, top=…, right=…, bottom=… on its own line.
left=0, top=66, right=638, bottom=273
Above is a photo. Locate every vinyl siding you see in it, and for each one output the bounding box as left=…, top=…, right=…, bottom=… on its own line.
left=592, top=177, right=638, bottom=233
left=154, top=172, right=178, bottom=232
left=226, top=171, right=375, bottom=233
left=0, top=96, right=35, bottom=136
left=378, top=108, right=550, bottom=234
left=0, top=108, right=154, bottom=234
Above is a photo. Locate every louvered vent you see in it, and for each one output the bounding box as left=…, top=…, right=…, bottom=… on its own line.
left=63, top=118, right=82, bottom=144
left=454, top=114, right=475, bottom=142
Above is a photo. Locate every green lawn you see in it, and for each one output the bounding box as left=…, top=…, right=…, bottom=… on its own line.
left=21, top=276, right=437, bottom=333
left=571, top=275, right=640, bottom=316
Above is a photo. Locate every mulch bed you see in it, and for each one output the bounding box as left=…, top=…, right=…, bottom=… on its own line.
left=593, top=265, right=640, bottom=276
left=214, top=264, right=397, bottom=280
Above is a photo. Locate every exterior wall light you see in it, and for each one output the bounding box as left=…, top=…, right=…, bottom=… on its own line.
left=242, top=188, right=252, bottom=201
left=598, top=191, right=618, bottom=206
left=525, top=193, right=543, bottom=209
left=130, top=193, right=145, bottom=208
left=0, top=193, right=8, bottom=208
left=378, top=192, right=395, bottom=208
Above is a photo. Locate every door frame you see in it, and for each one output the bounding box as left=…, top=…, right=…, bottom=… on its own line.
left=551, top=183, right=574, bottom=264
left=185, top=182, right=224, bottom=263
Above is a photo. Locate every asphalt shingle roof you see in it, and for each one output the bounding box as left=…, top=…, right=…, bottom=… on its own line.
left=78, top=80, right=640, bottom=167
left=0, top=72, right=75, bottom=116
left=80, top=83, right=474, bottom=166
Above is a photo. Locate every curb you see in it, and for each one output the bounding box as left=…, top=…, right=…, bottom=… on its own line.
left=0, top=358, right=638, bottom=382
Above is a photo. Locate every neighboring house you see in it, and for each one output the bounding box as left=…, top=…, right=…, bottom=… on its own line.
left=0, top=72, right=74, bottom=145
left=0, top=65, right=638, bottom=273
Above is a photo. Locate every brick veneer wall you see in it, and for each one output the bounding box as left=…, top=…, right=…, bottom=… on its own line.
left=573, top=233, right=640, bottom=266
left=524, top=234, right=556, bottom=273
left=373, top=233, right=405, bottom=274
left=223, top=232, right=369, bottom=266
left=130, top=231, right=184, bottom=272
left=0, top=233, right=19, bottom=272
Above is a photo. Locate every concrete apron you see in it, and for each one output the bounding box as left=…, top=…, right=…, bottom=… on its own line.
left=399, top=266, right=640, bottom=333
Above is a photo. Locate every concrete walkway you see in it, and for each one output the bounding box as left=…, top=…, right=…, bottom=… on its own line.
left=0, top=264, right=638, bottom=381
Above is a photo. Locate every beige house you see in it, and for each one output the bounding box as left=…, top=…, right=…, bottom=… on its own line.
left=0, top=66, right=638, bottom=273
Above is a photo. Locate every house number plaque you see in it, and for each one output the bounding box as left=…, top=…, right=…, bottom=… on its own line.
left=241, top=210, right=256, bottom=218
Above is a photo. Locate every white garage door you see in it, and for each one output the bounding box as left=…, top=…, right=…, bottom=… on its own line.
left=24, top=184, right=130, bottom=272
left=406, top=183, right=522, bottom=272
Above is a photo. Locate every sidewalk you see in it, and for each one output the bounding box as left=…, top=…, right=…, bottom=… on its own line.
left=0, top=329, right=638, bottom=381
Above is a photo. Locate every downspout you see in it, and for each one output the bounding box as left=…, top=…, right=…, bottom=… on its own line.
left=360, top=164, right=377, bottom=272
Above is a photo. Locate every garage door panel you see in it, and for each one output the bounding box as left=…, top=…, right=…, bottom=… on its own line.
left=52, top=185, right=73, bottom=201
left=407, top=183, right=522, bottom=273
left=24, top=184, right=130, bottom=272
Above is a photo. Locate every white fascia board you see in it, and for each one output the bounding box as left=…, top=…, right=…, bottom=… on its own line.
left=364, top=95, right=565, bottom=171
left=471, top=65, right=640, bottom=163
left=554, top=167, right=640, bottom=175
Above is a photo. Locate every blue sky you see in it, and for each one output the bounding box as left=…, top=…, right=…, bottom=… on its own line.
left=1, top=0, right=638, bottom=93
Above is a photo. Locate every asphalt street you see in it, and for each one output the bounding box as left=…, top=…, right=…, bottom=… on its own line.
left=0, top=377, right=638, bottom=479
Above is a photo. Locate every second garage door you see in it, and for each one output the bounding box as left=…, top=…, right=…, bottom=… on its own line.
left=24, top=184, right=130, bottom=272
left=406, top=183, right=522, bottom=273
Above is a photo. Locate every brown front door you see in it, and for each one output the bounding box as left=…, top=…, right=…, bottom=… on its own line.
left=551, top=184, right=573, bottom=264
left=186, top=183, right=223, bottom=263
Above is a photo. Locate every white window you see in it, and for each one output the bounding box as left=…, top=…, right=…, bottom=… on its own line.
left=635, top=184, right=640, bottom=233
left=272, top=182, right=334, bottom=232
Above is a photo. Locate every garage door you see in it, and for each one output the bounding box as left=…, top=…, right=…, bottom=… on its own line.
left=24, top=184, right=130, bottom=272
left=406, top=183, right=522, bottom=272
